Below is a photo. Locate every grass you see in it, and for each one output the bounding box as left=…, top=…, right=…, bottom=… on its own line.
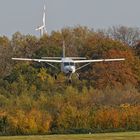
left=0, top=132, right=139, bottom=140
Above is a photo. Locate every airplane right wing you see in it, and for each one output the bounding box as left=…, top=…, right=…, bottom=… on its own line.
left=74, top=58, right=125, bottom=63
left=75, top=58, right=125, bottom=71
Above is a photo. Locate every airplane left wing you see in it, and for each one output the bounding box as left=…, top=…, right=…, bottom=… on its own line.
left=74, top=58, right=125, bottom=63
left=12, top=58, right=62, bottom=63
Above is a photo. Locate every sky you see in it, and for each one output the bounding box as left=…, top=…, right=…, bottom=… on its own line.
left=0, top=0, right=140, bottom=37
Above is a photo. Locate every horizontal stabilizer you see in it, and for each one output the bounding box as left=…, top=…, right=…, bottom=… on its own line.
left=42, top=57, right=87, bottom=60
left=68, top=57, right=87, bottom=60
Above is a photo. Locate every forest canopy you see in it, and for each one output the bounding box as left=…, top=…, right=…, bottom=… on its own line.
left=0, top=26, right=140, bottom=135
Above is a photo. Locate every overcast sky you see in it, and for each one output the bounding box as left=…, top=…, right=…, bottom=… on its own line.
left=0, top=0, right=140, bottom=37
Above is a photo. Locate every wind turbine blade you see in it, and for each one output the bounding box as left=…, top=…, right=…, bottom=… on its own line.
left=35, top=28, right=39, bottom=31
left=43, top=12, right=45, bottom=26
left=44, top=4, right=46, bottom=11
left=36, top=25, right=44, bottom=30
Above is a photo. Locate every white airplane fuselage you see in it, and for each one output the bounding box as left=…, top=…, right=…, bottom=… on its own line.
left=61, top=58, right=76, bottom=74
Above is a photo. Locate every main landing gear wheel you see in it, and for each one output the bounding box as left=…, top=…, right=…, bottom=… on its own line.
left=54, top=74, right=57, bottom=80
left=67, top=73, right=72, bottom=83
left=68, top=79, right=72, bottom=83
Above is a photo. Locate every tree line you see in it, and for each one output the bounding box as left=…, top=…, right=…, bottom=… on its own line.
left=0, top=25, right=140, bottom=135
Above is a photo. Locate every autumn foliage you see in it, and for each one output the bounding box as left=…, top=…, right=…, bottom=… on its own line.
left=0, top=26, right=140, bottom=135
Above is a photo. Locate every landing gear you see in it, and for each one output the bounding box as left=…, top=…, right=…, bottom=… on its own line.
left=66, top=72, right=82, bottom=83
left=68, top=79, right=72, bottom=83
left=76, top=72, right=81, bottom=80
left=68, top=73, right=72, bottom=83
left=51, top=73, right=58, bottom=80
left=52, top=72, right=81, bottom=83
left=54, top=74, right=57, bottom=80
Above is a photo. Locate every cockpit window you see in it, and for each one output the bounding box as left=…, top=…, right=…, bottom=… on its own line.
left=70, top=62, right=74, bottom=66
left=64, top=62, right=74, bottom=66
left=64, top=62, right=69, bottom=66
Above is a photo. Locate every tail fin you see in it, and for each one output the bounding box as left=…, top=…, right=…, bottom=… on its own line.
left=63, top=41, right=65, bottom=58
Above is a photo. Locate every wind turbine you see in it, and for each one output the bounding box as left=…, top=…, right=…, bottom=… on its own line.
left=36, top=4, right=47, bottom=36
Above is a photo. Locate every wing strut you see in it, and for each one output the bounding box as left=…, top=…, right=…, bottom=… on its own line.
left=46, top=62, right=58, bottom=70
left=76, top=63, right=91, bottom=71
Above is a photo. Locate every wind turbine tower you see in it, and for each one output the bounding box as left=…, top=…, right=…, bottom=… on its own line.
left=36, top=4, right=47, bottom=36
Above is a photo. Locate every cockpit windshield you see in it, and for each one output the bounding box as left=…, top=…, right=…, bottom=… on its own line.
left=64, top=62, right=69, bottom=66
left=70, top=62, right=74, bottom=66
left=64, top=62, right=75, bottom=66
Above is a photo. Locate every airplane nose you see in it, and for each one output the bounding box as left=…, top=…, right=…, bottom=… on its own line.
left=68, top=68, right=73, bottom=73
left=65, top=66, right=75, bottom=74
left=69, top=67, right=75, bottom=73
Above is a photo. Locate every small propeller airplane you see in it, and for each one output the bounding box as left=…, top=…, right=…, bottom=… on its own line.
left=12, top=41, right=125, bottom=83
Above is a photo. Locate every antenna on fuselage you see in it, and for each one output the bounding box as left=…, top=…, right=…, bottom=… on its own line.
left=63, top=41, right=65, bottom=58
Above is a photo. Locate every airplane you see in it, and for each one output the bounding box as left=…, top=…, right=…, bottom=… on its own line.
left=36, top=4, right=47, bottom=36
left=12, top=41, right=125, bottom=83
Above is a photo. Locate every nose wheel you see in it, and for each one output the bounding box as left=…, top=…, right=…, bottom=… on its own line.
left=68, top=79, right=72, bottom=83
left=67, top=72, right=81, bottom=83
left=68, top=73, right=72, bottom=83
left=54, top=74, right=57, bottom=80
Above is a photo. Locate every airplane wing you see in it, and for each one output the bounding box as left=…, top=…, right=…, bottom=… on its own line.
left=12, top=58, right=62, bottom=63
left=74, top=58, right=125, bottom=63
